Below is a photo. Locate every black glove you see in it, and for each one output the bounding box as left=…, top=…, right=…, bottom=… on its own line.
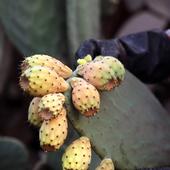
left=75, top=29, right=170, bottom=84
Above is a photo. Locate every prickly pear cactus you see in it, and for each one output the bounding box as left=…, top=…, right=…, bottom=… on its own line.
left=0, top=137, right=29, bottom=170
left=19, top=54, right=170, bottom=170
left=65, top=70, right=170, bottom=170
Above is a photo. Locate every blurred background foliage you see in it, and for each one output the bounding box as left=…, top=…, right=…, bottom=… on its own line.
left=0, top=0, right=170, bottom=169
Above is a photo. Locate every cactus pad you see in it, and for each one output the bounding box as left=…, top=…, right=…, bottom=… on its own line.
left=65, top=71, right=170, bottom=170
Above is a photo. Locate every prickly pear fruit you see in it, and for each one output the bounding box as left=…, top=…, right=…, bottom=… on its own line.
left=84, top=54, right=92, bottom=62
left=62, top=136, right=91, bottom=170
left=21, top=54, right=72, bottom=78
left=77, top=59, right=87, bottom=65
left=19, top=66, right=69, bottom=96
left=38, top=93, right=65, bottom=120
left=39, top=108, right=68, bottom=151
left=28, top=97, right=42, bottom=127
left=77, top=55, right=125, bottom=90
left=70, top=77, right=100, bottom=117
left=77, top=55, right=92, bottom=65
left=95, top=158, right=114, bottom=170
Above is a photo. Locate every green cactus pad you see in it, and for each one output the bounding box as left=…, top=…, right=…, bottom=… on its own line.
left=0, top=137, right=29, bottom=170
left=65, top=71, right=170, bottom=170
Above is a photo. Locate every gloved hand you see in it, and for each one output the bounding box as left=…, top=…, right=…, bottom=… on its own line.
left=75, top=29, right=170, bottom=84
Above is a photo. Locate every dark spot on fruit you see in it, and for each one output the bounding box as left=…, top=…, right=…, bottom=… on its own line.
left=39, top=108, right=53, bottom=120
left=41, top=144, right=55, bottom=151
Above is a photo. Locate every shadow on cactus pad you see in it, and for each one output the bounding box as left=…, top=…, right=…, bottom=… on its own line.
left=0, top=137, right=29, bottom=170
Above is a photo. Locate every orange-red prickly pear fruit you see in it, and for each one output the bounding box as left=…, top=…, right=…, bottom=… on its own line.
left=70, top=77, right=100, bottom=117
left=77, top=55, right=125, bottom=90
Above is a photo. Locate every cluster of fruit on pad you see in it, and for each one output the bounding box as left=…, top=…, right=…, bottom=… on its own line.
left=19, top=54, right=125, bottom=169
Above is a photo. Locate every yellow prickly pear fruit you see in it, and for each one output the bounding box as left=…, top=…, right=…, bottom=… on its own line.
left=77, top=56, right=125, bottom=90
left=95, top=158, right=115, bottom=170
left=77, top=59, right=87, bottom=65
left=39, top=108, right=68, bottom=151
left=84, top=54, right=92, bottom=62
left=19, top=66, right=69, bottom=96
left=38, top=93, right=65, bottom=120
left=77, top=55, right=92, bottom=66
left=21, top=54, right=72, bottom=78
left=62, top=136, right=91, bottom=170
left=70, top=77, right=100, bottom=117
left=28, top=97, right=42, bottom=127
